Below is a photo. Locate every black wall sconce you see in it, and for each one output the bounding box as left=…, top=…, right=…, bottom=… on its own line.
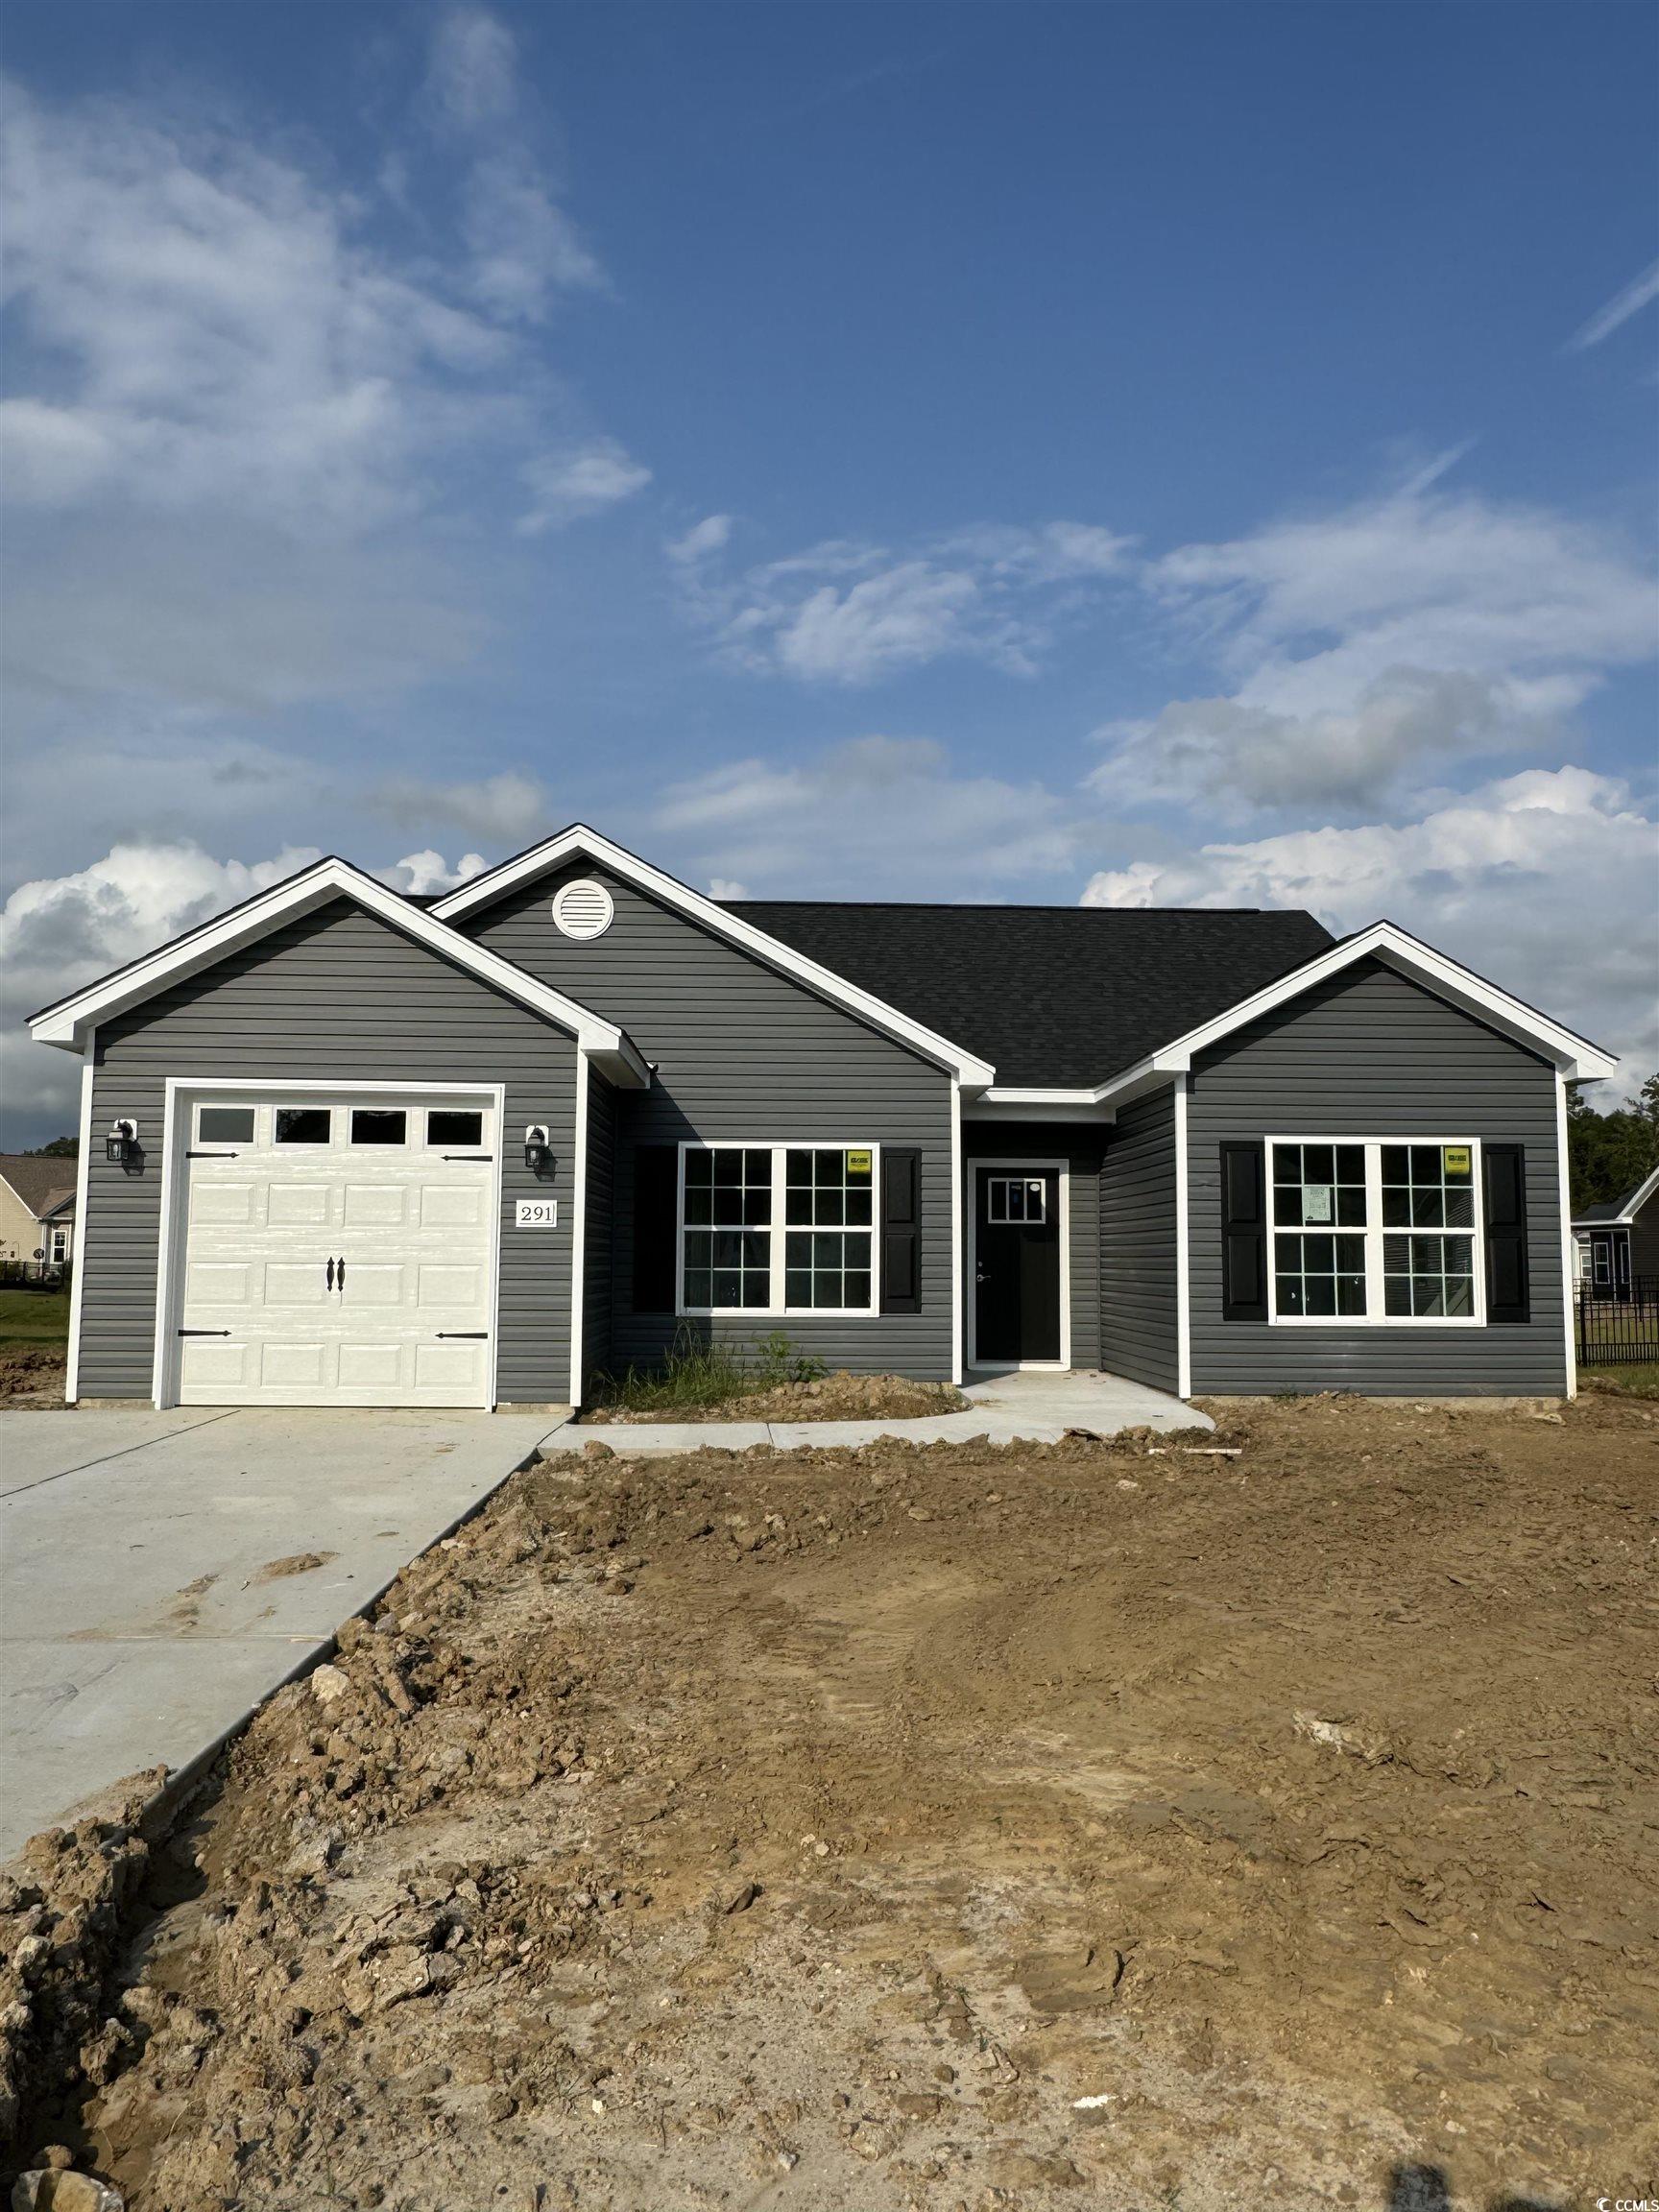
left=105, top=1118, right=138, bottom=1166
left=523, top=1124, right=553, bottom=1175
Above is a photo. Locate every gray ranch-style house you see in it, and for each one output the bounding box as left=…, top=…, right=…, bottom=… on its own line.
left=28, top=825, right=1616, bottom=1411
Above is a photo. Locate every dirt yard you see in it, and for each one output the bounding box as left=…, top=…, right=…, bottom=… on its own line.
left=584, top=1371, right=966, bottom=1423
left=5, top=1394, right=1655, bottom=2211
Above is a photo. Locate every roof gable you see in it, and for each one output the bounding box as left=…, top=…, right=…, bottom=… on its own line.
left=431, top=826, right=997, bottom=1085
left=1574, top=1163, right=1659, bottom=1227
left=0, top=1155, right=78, bottom=1217
left=27, top=857, right=649, bottom=1085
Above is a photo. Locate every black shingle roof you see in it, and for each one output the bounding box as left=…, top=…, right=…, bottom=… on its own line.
left=721, top=902, right=1335, bottom=1088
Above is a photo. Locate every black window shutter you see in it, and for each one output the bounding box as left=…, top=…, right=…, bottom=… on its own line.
left=881, top=1147, right=922, bottom=1313
left=1220, top=1141, right=1268, bottom=1321
left=1483, top=1143, right=1529, bottom=1324
left=632, top=1143, right=678, bottom=1312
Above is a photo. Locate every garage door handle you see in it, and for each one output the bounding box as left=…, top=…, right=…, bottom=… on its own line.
left=178, top=1328, right=231, bottom=1337
left=325, top=1257, right=336, bottom=1291
left=435, top=1332, right=489, bottom=1339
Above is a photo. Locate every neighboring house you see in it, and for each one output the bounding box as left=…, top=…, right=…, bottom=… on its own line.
left=0, top=1154, right=77, bottom=1265
left=26, top=825, right=1614, bottom=1410
left=1572, top=1166, right=1659, bottom=1301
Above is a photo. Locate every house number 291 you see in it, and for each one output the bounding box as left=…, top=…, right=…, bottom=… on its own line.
left=515, top=1199, right=559, bottom=1228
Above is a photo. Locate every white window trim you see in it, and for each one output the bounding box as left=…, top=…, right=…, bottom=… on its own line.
left=1264, top=1134, right=1486, bottom=1329
left=675, top=1141, right=881, bottom=1320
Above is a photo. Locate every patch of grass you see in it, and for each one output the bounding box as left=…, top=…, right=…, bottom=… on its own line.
left=0, top=1286, right=71, bottom=1348
left=1580, top=1361, right=1659, bottom=1399
left=589, top=1326, right=825, bottom=1414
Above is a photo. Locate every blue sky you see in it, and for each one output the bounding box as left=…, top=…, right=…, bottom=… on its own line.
left=2, top=0, right=1655, bottom=1142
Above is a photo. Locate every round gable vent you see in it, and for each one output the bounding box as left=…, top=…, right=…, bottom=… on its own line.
left=551, top=878, right=614, bottom=940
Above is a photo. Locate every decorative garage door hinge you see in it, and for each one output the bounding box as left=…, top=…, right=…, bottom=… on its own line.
left=442, top=1153, right=493, bottom=1162
left=177, top=1328, right=232, bottom=1336
left=186, top=1149, right=240, bottom=1158
left=434, top=1332, right=489, bottom=1339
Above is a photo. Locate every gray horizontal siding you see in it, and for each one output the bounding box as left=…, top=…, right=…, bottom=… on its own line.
left=1187, top=959, right=1568, bottom=1396
left=80, top=901, right=579, bottom=1405
left=464, top=861, right=955, bottom=1380
left=1098, top=1087, right=1179, bottom=1392
left=963, top=1120, right=1103, bottom=1370
left=584, top=1068, right=616, bottom=1386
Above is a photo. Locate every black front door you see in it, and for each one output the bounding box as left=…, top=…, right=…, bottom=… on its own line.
left=974, top=1166, right=1061, bottom=1362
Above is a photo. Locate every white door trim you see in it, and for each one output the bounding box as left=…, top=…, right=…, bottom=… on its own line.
left=964, top=1155, right=1070, bottom=1372
left=152, top=1079, right=505, bottom=1410
left=569, top=1066, right=589, bottom=1406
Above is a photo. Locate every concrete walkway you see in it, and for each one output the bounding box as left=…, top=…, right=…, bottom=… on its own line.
left=542, top=1366, right=1210, bottom=1457
left=0, top=1408, right=563, bottom=1859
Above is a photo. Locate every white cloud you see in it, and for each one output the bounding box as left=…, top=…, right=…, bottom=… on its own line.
left=666, top=513, right=734, bottom=565
left=1083, top=766, right=1658, bottom=1090
left=387, top=850, right=490, bottom=895
left=675, top=520, right=1133, bottom=685
left=425, top=8, right=519, bottom=132
left=1567, top=258, right=1659, bottom=351
left=366, top=771, right=552, bottom=843
left=1094, top=482, right=1656, bottom=813
left=708, top=877, right=750, bottom=900
left=653, top=734, right=1089, bottom=895
left=517, top=438, right=652, bottom=533
left=0, top=75, right=517, bottom=531
left=0, top=841, right=321, bottom=1141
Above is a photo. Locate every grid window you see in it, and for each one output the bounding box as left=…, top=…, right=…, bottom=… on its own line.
left=1267, top=1139, right=1482, bottom=1326
left=987, top=1176, right=1046, bottom=1225
left=681, top=1145, right=877, bottom=1314
left=683, top=1147, right=773, bottom=1310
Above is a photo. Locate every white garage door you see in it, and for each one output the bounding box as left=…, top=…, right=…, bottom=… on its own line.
left=174, top=1094, right=497, bottom=1407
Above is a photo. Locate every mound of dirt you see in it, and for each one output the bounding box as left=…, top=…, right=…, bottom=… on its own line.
left=584, top=1369, right=967, bottom=1423
left=12, top=1395, right=1656, bottom=2209
left=0, top=1348, right=67, bottom=1407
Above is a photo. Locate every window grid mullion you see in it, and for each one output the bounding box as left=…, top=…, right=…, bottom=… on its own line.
left=769, top=1146, right=785, bottom=1314
left=1363, top=1142, right=1383, bottom=1322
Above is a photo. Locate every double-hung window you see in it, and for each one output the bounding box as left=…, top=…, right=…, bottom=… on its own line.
left=1268, top=1138, right=1482, bottom=1325
left=680, top=1143, right=877, bottom=1316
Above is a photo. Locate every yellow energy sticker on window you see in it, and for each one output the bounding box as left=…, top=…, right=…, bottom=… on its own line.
left=846, top=1149, right=873, bottom=1177
left=1443, top=1145, right=1472, bottom=1177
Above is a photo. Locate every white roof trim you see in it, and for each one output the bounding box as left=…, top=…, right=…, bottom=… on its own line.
left=28, top=856, right=651, bottom=1086
left=987, top=922, right=1616, bottom=1107
left=1573, top=1162, right=1659, bottom=1228
left=1148, top=922, right=1616, bottom=1082
left=430, top=824, right=998, bottom=1085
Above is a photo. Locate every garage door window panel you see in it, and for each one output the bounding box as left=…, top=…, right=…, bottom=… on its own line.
left=350, top=1108, right=407, bottom=1145
left=276, top=1108, right=332, bottom=1145
left=198, top=1105, right=255, bottom=1143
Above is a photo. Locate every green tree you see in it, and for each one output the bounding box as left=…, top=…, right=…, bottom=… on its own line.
left=1566, top=1074, right=1659, bottom=1213
left=23, top=1136, right=78, bottom=1157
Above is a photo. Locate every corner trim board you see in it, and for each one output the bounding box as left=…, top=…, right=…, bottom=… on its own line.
left=64, top=1030, right=96, bottom=1405
left=1555, top=1070, right=1577, bottom=1402
left=1174, top=1074, right=1191, bottom=1398
left=569, top=1063, right=589, bottom=1406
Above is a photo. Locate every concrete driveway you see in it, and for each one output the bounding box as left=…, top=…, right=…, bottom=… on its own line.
left=0, top=1407, right=563, bottom=1860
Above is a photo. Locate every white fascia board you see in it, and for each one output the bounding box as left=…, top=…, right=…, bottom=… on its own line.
left=28, top=857, right=648, bottom=1081
left=1147, top=923, right=1618, bottom=1083
left=431, top=824, right=998, bottom=1087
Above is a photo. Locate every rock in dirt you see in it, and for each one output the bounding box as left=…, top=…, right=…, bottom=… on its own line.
left=308, top=1663, right=350, bottom=1706
left=12, top=2173, right=124, bottom=2211
left=723, top=1880, right=761, bottom=1915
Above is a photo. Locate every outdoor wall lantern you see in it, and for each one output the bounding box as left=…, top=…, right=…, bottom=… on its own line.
left=105, top=1117, right=138, bottom=1166
left=523, top=1124, right=552, bottom=1175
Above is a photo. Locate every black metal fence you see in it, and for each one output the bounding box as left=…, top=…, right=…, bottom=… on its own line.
left=0, top=1260, right=71, bottom=1291
left=1577, top=1278, right=1659, bottom=1365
